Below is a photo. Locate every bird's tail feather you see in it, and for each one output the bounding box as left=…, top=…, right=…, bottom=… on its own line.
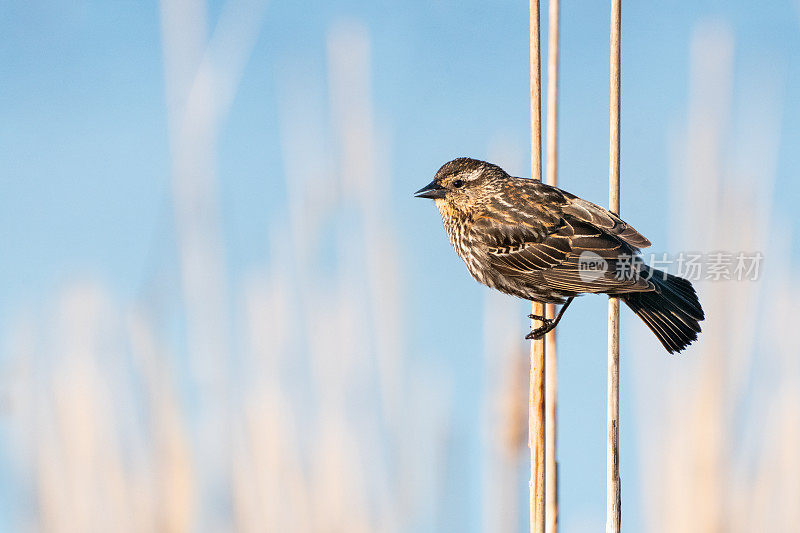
left=622, top=267, right=704, bottom=354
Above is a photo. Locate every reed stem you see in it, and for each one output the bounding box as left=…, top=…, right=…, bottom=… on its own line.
left=607, top=0, right=622, bottom=531
left=544, top=0, right=560, bottom=531
left=529, top=1, right=546, bottom=532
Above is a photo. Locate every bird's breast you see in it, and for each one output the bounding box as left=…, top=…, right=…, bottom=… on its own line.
left=442, top=219, right=493, bottom=287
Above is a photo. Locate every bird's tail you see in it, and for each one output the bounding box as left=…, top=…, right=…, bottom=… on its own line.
left=621, top=266, right=705, bottom=354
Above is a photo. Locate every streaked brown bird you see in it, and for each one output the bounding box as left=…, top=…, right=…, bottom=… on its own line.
left=415, top=157, right=704, bottom=353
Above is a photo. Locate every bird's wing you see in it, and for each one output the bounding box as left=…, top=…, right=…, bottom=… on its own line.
left=541, top=220, right=653, bottom=293
left=475, top=178, right=651, bottom=293
left=542, top=260, right=653, bottom=294
left=561, top=194, right=651, bottom=249
left=475, top=211, right=574, bottom=274
left=478, top=213, right=652, bottom=293
left=504, top=177, right=651, bottom=249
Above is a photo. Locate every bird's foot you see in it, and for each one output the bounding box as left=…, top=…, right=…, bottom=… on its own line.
left=524, top=297, right=575, bottom=340
left=526, top=315, right=554, bottom=340
left=525, top=322, right=555, bottom=340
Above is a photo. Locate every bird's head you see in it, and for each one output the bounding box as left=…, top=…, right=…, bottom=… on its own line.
left=414, top=158, right=506, bottom=216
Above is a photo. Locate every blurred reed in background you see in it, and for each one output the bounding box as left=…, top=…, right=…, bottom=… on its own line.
left=635, top=22, right=800, bottom=533
left=3, top=10, right=457, bottom=532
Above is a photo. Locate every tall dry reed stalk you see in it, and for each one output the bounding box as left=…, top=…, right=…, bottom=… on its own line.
left=544, top=0, right=560, bottom=530
left=528, top=0, right=546, bottom=531
left=606, top=1, right=622, bottom=532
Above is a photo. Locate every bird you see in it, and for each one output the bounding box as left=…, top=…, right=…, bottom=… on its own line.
left=414, top=157, right=704, bottom=353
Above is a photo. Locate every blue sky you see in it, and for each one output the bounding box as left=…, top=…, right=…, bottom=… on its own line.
left=1, top=1, right=799, bottom=531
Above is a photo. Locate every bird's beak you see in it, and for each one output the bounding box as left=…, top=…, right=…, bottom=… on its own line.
left=414, top=180, right=446, bottom=199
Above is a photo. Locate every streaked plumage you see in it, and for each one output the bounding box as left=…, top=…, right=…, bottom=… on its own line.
left=415, top=157, right=704, bottom=353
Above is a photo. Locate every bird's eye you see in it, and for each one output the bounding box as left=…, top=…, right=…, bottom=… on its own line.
left=452, top=179, right=465, bottom=189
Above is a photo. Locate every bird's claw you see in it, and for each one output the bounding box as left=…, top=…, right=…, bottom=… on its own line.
left=525, top=297, right=574, bottom=341
left=525, top=316, right=553, bottom=340
left=525, top=324, right=551, bottom=340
